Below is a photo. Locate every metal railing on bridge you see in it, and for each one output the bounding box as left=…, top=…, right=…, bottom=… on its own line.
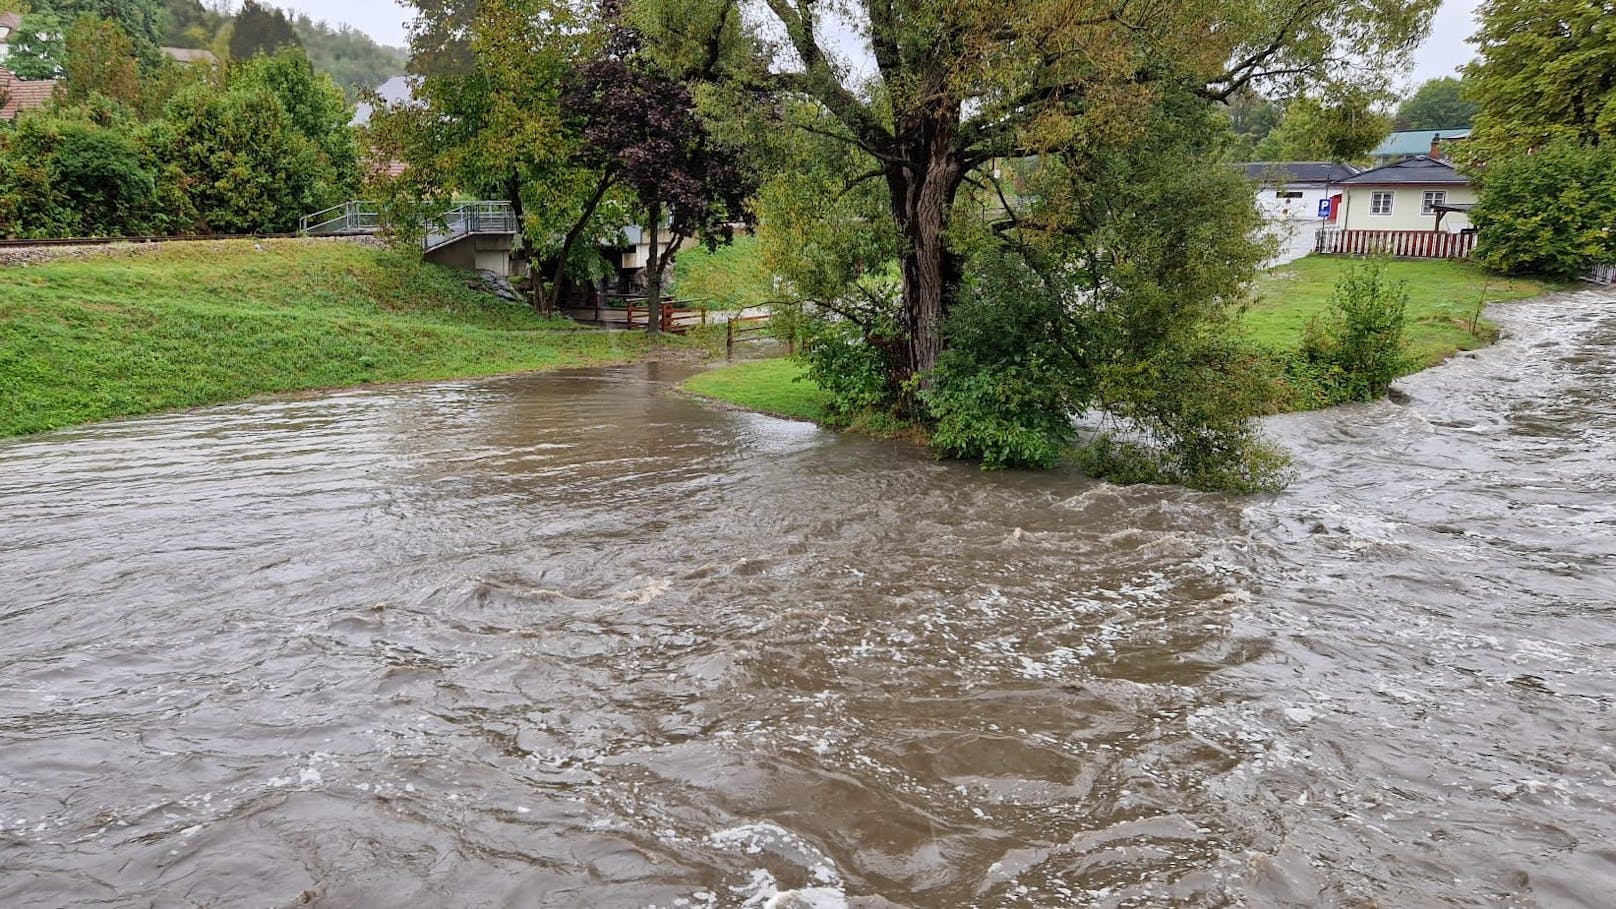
left=422, top=201, right=519, bottom=253
left=299, top=201, right=382, bottom=236
left=299, top=200, right=518, bottom=252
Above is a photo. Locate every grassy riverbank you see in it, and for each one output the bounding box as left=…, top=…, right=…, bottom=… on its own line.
left=0, top=239, right=661, bottom=437
left=681, top=357, right=828, bottom=420
left=681, top=256, right=1568, bottom=421
left=1247, top=256, right=1561, bottom=366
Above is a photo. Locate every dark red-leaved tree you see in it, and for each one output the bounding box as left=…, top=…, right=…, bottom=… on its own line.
left=563, top=22, right=755, bottom=334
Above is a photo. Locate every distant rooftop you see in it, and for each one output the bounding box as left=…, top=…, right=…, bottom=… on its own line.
left=1240, top=162, right=1361, bottom=184
left=352, top=75, right=413, bottom=126
left=0, top=66, right=57, bottom=121
left=1334, top=155, right=1471, bottom=186
left=162, top=47, right=220, bottom=66
left=1371, top=128, right=1472, bottom=160
left=0, top=12, right=22, bottom=36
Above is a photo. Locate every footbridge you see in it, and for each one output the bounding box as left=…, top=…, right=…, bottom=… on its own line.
left=300, top=201, right=520, bottom=274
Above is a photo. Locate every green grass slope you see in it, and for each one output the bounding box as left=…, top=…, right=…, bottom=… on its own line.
left=0, top=239, right=652, bottom=436
left=1249, top=256, right=1563, bottom=367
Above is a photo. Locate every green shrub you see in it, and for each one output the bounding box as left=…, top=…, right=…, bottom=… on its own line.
left=924, top=253, right=1082, bottom=469
left=1299, top=260, right=1411, bottom=403
left=1085, top=333, right=1292, bottom=492
left=798, top=316, right=907, bottom=425
left=1471, top=141, right=1616, bottom=279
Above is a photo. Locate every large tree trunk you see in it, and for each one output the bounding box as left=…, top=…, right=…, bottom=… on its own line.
left=887, top=122, right=965, bottom=381
left=643, top=201, right=663, bottom=335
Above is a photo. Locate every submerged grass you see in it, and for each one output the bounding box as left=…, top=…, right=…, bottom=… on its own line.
left=0, top=239, right=663, bottom=436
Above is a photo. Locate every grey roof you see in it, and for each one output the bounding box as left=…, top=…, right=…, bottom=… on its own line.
left=1371, top=128, right=1472, bottom=159
left=1333, top=155, right=1470, bottom=186
left=351, top=75, right=413, bottom=126
left=1241, top=162, right=1362, bottom=184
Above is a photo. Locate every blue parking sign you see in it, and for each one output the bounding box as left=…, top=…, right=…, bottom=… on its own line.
left=1317, top=198, right=1332, bottom=219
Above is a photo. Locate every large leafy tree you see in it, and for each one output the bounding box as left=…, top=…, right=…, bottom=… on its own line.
left=562, top=21, right=755, bottom=333
left=1470, top=141, right=1616, bottom=278
left=1465, top=0, right=1616, bottom=156
left=371, top=0, right=615, bottom=312
left=1463, top=0, right=1616, bottom=279
left=1253, top=91, right=1392, bottom=162
left=1395, top=76, right=1479, bottom=130
left=29, top=0, right=165, bottom=66
left=4, top=12, right=68, bottom=79
left=652, top=0, right=1438, bottom=380
left=154, top=50, right=356, bottom=232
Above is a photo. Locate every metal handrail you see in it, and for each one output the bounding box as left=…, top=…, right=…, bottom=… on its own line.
left=300, top=200, right=516, bottom=247
left=300, top=201, right=382, bottom=235
left=421, top=201, right=518, bottom=251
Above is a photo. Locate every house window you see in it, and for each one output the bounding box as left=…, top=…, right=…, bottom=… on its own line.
left=1370, top=191, right=1395, bottom=216
left=1274, top=190, right=1304, bottom=199
left=1421, top=190, right=1447, bottom=215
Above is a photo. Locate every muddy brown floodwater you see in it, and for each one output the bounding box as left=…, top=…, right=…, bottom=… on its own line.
left=2, top=290, right=1614, bottom=908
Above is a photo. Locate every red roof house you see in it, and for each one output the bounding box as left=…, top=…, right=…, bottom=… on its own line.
left=0, top=65, right=57, bottom=121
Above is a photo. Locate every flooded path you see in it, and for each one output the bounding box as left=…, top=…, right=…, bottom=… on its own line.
left=2, top=290, right=1613, bottom=907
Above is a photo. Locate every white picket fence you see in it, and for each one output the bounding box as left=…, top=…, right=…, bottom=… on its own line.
left=1587, top=262, right=1616, bottom=286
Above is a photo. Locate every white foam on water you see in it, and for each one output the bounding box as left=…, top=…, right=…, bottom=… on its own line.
left=708, top=822, right=847, bottom=906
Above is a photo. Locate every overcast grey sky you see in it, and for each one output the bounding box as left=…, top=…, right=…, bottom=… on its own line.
left=273, top=0, right=1483, bottom=90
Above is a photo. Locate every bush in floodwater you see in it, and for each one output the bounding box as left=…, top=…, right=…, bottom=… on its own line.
left=797, top=313, right=908, bottom=426
left=1299, top=259, right=1411, bottom=404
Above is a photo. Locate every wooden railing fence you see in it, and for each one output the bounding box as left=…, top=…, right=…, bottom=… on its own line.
left=1315, top=229, right=1476, bottom=259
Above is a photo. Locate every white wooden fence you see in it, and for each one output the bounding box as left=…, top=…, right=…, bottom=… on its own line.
left=1315, top=229, right=1477, bottom=259
left=1586, top=263, right=1616, bottom=286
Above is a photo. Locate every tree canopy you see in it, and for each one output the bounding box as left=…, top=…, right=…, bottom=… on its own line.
left=1254, top=92, right=1392, bottom=162
left=228, top=0, right=300, bottom=61
left=642, top=0, right=1437, bottom=381
left=1465, top=0, right=1616, bottom=156
left=1395, top=76, right=1479, bottom=130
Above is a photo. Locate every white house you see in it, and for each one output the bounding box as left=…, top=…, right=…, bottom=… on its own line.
left=1242, top=162, right=1361, bottom=221
left=1331, top=156, right=1475, bottom=234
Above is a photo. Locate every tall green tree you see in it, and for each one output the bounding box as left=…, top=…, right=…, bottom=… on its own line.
left=1465, top=0, right=1616, bottom=156
left=1469, top=140, right=1616, bottom=277
left=60, top=15, right=141, bottom=107
left=1395, top=76, right=1479, bottom=130
left=4, top=12, right=67, bottom=78
left=562, top=19, right=755, bottom=334
left=1253, top=92, right=1393, bottom=162
left=153, top=50, right=356, bottom=232
left=649, top=0, right=1438, bottom=381
left=33, top=0, right=165, bottom=66
left=227, top=0, right=299, bottom=60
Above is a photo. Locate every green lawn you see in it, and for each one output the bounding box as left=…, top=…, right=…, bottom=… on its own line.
left=0, top=239, right=660, bottom=436
left=1250, top=255, right=1564, bottom=367
left=681, top=357, right=828, bottom=421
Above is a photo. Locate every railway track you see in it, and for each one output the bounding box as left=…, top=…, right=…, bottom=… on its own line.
left=0, top=233, right=304, bottom=249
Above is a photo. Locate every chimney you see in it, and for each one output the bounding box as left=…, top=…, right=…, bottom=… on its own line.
left=1430, top=135, right=1444, bottom=160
